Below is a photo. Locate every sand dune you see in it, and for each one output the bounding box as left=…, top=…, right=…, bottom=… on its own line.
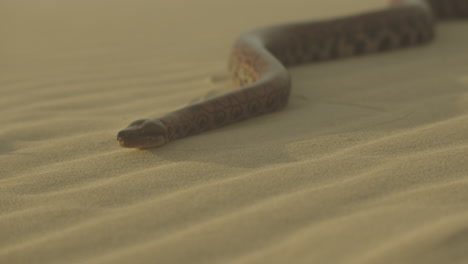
left=1, top=0, right=468, bottom=263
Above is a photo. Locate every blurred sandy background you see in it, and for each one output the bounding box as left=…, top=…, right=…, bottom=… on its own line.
left=1, top=0, right=468, bottom=263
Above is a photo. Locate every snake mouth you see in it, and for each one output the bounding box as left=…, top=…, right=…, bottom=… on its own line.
left=117, top=121, right=167, bottom=149
left=117, top=130, right=139, bottom=148
left=117, top=133, right=131, bottom=148
left=117, top=130, right=153, bottom=148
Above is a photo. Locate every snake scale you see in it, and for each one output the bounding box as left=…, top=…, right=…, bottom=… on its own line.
left=117, top=0, right=468, bottom=149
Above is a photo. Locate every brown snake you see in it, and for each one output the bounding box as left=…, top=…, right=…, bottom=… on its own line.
left=117, top=0, right=468, bottom=149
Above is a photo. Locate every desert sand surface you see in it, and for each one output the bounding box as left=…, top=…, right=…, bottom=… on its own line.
left=1, top=0, right=468, bottom=263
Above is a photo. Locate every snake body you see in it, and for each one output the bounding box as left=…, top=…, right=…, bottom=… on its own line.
left=117, top=0, right=468, bottom=149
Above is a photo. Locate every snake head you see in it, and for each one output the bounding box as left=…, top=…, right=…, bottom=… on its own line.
left=117, top=119, right=168, bottom=148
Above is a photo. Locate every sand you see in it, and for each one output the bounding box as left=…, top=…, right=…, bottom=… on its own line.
left=1, top=0, right=468, bottom=263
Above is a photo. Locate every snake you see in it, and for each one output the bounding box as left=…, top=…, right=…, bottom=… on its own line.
left=117, top=0, right=468, bottom=149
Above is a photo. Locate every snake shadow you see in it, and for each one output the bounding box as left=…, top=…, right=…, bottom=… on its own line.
left=145, top=120, right=299, bottom=169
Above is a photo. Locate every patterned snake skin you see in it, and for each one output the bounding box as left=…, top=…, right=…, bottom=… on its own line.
left=117, top=0, right=468, bottom=148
